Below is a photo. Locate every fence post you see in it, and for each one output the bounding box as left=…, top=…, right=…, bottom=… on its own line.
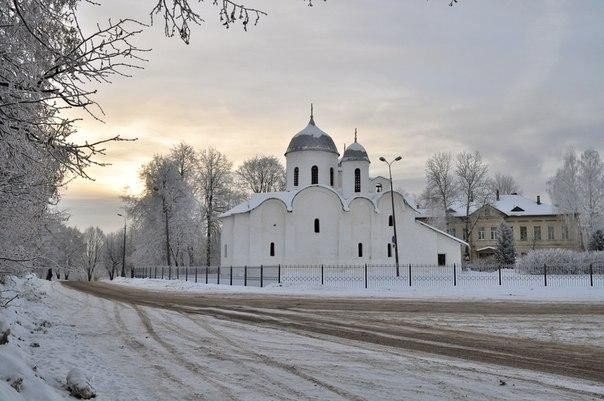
left=230, top=266, right=233, bottom=286
left=244, top=265, right=247, bottom=286
left=589, top=263, right=593, bottom=287
left=260, top=265, right=264, bottom=288
left=321, top=264, right=324, bottom=285
left=364, top=264, right=368, bottom=289
left=177, top=266, right=180, bottom=280
left=205, top=266, right=208, bottom=284
left=544, top=263, right=547, bottom=287
left=185, top=267, right=188, bottom=282
left=169, top=266, right=172, bottom=280
left=195, top=267, right=198, bottom=283
left=161, top=266, right=164, bottom=279
left=217, top=266, right=220, bottom=285
left=278, top=264, right=281, bottom=284
left=453, top=263, right=457, bottom=286
left=154, top=266, right=157, bottom=279
left=408, top=264, right=412, bottom=287
left=498, top=266, right=502, bottom=286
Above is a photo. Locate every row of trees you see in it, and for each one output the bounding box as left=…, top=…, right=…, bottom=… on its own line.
left=124, top=144, right=285, bottom=268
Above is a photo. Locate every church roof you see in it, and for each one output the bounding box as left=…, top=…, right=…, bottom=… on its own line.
left=341, top=141, right=370, bottom=163
left=285, top=117, right=339, bottom=156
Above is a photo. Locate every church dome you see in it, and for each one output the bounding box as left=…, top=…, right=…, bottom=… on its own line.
left=285, top=116, right=339, bottom=156
left=341, top=140, right=370, bottom=163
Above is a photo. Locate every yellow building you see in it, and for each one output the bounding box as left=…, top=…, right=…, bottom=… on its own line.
left=417, top=194, right=582, bottom=260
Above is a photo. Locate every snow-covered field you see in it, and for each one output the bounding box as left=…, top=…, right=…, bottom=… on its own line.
left=1, top=276, right=603, bottom=401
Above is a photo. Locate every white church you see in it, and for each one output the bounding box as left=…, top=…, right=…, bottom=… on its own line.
left=219, top=109, right=466, bottom=267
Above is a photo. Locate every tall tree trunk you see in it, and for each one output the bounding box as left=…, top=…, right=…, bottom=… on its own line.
left=163, top=196, right=172, bottom=266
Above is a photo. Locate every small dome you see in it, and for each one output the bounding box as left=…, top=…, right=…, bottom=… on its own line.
left=341, top=141, right=370, bottom=163
left=285, top=118, right=339, bottom=156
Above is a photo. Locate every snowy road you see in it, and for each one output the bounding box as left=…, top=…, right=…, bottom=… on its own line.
left=51, top=281, right=604, bottom=400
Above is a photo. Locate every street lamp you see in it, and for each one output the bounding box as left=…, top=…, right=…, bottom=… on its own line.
left=117, top=213, right=127, bottom=278
left=379, top=156, right=402, bottom=277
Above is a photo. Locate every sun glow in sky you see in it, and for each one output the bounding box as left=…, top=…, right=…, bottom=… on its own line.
left=59, top=0, right=604, bottom=233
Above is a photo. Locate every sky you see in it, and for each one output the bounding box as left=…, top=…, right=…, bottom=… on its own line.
left=59, top=0, right=604, bottom=233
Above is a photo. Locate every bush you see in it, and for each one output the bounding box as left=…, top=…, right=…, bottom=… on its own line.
left=515, top=249, right=604, bottom=274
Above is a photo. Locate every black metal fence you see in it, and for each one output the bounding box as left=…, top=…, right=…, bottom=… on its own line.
left=132, top=263, right=604, bottom=289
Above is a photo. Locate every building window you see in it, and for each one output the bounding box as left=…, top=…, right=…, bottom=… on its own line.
left=547, top=226, right=555, bottom=240
left=438, top=253, right=446, bottom=266
left=447, top=227, right=457, bottom=237
left=354, top=168, right=361, bottom=192
left=224, top=244, right=227, bottom=258
left=293, top=167, right=299, bottom=187
left=358, top=243, right=363, bottom=257
left=330, top=168, right=334, bottom=186
left=478, top=227, right=485, bottom=240
left=562, top=225, right=569, bottom=240
left=490, top=226, right=497, bottom=240
left=388, top=215, right=393, bottom=227
left=376, top=183, right=383, bottom=193
left=520, top=226, right=527, bottom=241
left=387, top=243, right=392, bottom=258
left=314, top=218, right=320, bottom=233
left=533, top=226, right=541, bottom=241
left=311, top=165, right=318, bottom=185
left=270, top=242, right=275, bottom=257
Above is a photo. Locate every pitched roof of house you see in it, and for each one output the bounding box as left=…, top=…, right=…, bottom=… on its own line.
left=418, top=194, right=558, bottom=218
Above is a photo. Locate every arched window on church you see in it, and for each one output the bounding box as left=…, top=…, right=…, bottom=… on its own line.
left=354, top=168, right=361, bottom=192
left=388, top=215, right=393, bottom=227
left=387, top=243, right=392, bottom=258
left=270, top=242, right=275, bottom=257
left=311, top=165, right=318, bottom=185
left=358, top=243, right=363, bottom=257
left=294, top=167, right=299, bottom=187
left=330, top=167, right=334, bottom=187
left=376, top=183, right=382, bottom=193
left=314, top=218, right=320, bottom=233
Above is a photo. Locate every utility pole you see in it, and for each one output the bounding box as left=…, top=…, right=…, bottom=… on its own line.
left=379, top=156, right=402, bottom=277
left=117, top=213, right=127, bottom=277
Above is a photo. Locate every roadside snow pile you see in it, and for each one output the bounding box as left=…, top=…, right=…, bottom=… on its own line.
left=516, top=249, right=604, bottom=274
left=66, top=368, right=96, bottom=399
left=0, top=275, right=68, bottom=400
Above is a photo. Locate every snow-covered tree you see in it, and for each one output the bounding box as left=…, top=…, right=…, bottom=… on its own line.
left=547, top=148, right=604, bottom=249
left=490, top=173, right=521, bottom=195
left=494, top=223, right=515, bottom=266
left=103, top=232, right=123, bottom=280
left=83, top=227, right=105, bottom=281
left=236, top=155, right=286, bottom=194
left=589, top=230, right=604, bottom=252
left=420, top=152, right=458, bottom=230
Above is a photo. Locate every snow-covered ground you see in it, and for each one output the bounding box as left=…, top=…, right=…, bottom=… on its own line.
left=1, top=276, right=603, bottom=400
left=113, top=276, right=604, bottom=302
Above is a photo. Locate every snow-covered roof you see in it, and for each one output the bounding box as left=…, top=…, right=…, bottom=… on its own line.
left=341, top=141, right=370, bottom=163
left=418, top=194, right=559, bottom=218
left=219, top=186, right=417, bottom=218
left=285, top=118, right=339, bottom=156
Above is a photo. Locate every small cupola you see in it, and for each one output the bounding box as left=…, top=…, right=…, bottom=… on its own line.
left=341, top=129, right=370, bottom=163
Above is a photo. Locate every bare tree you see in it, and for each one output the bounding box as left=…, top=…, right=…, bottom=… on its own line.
left=548, top=148, right=604, bottom=248
left=197, top=148, right=242, bottom=266
left=104, top=232, right=122, bottom=280
left=420, top=152, right=458, bottom=230
left=456, top=151, right=491, bottom=255
left=83, top=227, right=105, bottom=281
left=490, top=173, right=521, bottom=195
left=236, top=155, right=286, bottom=194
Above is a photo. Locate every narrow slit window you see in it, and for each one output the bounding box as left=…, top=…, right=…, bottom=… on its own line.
left=358, top=243, right=363, bottom=257
left=330, top=167, right=334, bottom=186
left=293, top=167, right=299, bottom=187
left=311, top=165, right=318, bottom=185
left=354, top=168, right=361, bottom=192
left=314, top=218, right=320, bottom=233
left=270, top=242, right=275, bottom=257
left=387, top=243, right=392, bottom=258
left=388, top=215, right=393, bottom=227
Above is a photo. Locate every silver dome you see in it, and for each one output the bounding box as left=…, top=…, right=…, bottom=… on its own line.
left=341, top=141, right=370, bottom=163
left=285, top=118, right=340, bottom=156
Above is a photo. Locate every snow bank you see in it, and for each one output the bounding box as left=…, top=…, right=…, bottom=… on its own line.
left=516, top=249, right=604, bottom=274
left=110, top=277, right=604, bottom=302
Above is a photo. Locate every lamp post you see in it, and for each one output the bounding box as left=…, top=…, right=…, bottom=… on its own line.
left=117, top=213, right=127, bottom=278
left=379, top=156, right=402, bottom=276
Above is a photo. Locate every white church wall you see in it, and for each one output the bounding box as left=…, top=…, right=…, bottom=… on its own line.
left=290, top=186, right=342, bottom=264
left=286, top=151, right=338, bottom=191
left=248, top=199, right=287, bottom=266
left=348, top=197, right=374, bottom=262
left=341, top=160, right=370, bottom=198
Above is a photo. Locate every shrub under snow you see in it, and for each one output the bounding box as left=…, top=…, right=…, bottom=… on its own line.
left=515, top=249, right=604, bottom=275
left=66, top=368, right=96, bottom=399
